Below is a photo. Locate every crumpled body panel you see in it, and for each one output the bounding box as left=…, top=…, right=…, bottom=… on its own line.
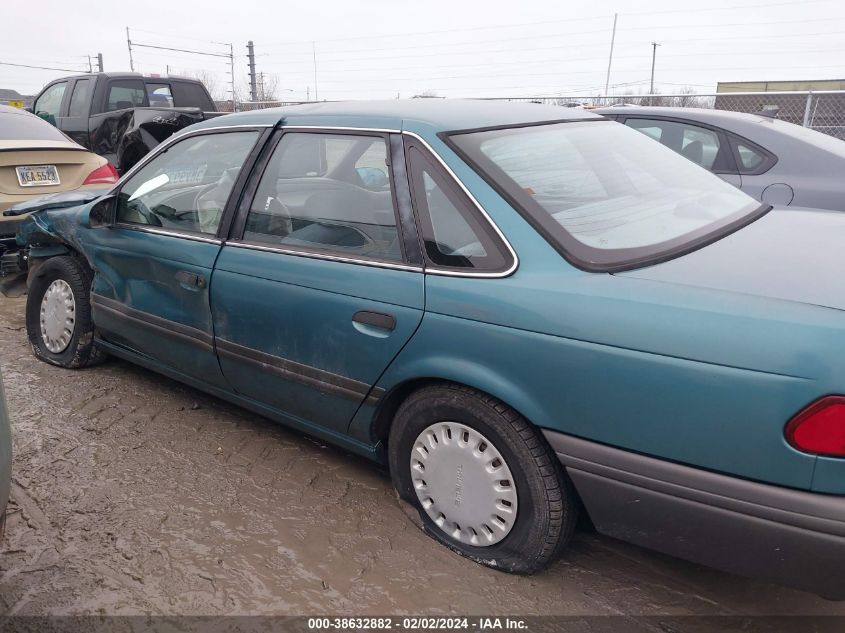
left=89, top=108, right=208, bottom=170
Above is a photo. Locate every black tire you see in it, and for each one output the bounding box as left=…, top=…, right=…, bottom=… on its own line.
left=388, top=383, right=578, bottom=574
left=26, top=256, right=107, bottom=368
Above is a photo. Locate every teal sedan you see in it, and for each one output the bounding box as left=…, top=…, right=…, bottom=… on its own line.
left=0, top=368, right=10, bottom=538
left=10, top=101, right=845, bottom=598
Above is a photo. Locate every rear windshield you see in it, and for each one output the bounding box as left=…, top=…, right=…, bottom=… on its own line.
left=0, top=110, right=69, bottom=142
left=448, top=120, right=763, bottom=270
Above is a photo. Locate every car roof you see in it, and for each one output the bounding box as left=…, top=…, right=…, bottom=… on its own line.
left=188, top=99, right=603, bottom=134
left=43, top=72, right=203, bottom=84
left=595, top=106, right=781, bottom=127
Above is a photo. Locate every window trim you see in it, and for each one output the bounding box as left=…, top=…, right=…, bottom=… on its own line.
left=404, top=131, right=518, bottom=279
left=112, top=126, right=269, bottom=240
left=230, top=126, right=418, bottom=269
left=404, top=136, right=515, bottom=275
left=440, top=119, right=771, bottom=274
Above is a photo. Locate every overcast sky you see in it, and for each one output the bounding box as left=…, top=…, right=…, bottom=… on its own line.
left=3, top=0, right=845, bottom=100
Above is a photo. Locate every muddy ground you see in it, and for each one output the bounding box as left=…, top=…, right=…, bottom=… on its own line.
left=0, top=294, right=842, bottom=618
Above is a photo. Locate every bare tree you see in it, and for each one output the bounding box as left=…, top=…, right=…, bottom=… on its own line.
left=411, top=90, right=441, bottom=99
left=177, top=69, right=227, bottom=102
left=256, top=73, right=281, bottom=102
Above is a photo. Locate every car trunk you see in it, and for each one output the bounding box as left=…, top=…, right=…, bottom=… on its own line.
left=0, top=147, right=95, bottom=196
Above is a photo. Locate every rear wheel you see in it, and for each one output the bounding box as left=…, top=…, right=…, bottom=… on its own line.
left=388, top=383, right=578, bottom=573
left=26, top=256, right=106, bottom=368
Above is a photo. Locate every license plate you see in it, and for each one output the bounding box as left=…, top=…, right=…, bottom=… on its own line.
left=15, top=165, right=61, bottom=187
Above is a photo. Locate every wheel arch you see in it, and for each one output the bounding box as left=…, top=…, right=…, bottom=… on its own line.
left=25, top=244, right=85, bottom=288
left=368, top=358, right=557, bottom=452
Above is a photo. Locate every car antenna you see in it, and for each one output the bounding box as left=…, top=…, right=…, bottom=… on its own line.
left=755, top=105, right=780, bottom=119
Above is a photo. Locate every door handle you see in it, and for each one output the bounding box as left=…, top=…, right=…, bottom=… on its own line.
left=175, top=270, right=206, bottom=289
left=352, top=310, right=396, bottom=331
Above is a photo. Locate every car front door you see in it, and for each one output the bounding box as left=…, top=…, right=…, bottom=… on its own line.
left=210, top=129, right=425, bottom=436
left=87, top=128, right=266, bottom=387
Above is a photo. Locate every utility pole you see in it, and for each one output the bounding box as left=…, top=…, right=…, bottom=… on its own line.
left=97, top=52, right=104, bottom=72
left=604, top=13, right=618, bottom=97
left=87, top=55, right=93, bottom=73
left=649, top=42, right=661, bottom=104
left=229, top=42, right=236, bottom=112
left=126, top=27, right=134, bottom=71
left=247, top=40, right=257, bottom=102
left=312, top=42, right=319, bottom=101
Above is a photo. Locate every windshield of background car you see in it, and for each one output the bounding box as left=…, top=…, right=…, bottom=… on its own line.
left=448, top=120, right=763, bottom=270
left=0, top=111, right=70, bottom=142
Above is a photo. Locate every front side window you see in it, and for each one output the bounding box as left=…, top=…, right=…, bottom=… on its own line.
left=106, top=80, right=146, bottom=112
left=449, top=120, right=762, bottom=270
left=117, top=131, right=259, bottom=235
left=243, top=132, right=403, bottom=263
left=34, top=82, right=67, bottom=120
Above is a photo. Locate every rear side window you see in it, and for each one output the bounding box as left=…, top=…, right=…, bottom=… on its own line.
left=730, top=138, right=775, bottom=174
left=406, top=144, right=511, bottom=272
left=625, top=118, right=721, bottom=170
left=106, top=80, right=146, bottom=112
left=68, top=79, right=91, bottom=117
left=146, top=83, right=174, bottom=108
left=243, top=132, right=404, bottom=263
left=171, top=82, right=214, bottom=110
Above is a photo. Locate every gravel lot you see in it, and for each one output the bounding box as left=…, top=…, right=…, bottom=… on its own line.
left=0, top=294, right=842, bottom=618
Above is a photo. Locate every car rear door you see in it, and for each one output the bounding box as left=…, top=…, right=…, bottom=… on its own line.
left=210, top=129, right=425, bottom=435
left=88, top=127, right=268, bottom=387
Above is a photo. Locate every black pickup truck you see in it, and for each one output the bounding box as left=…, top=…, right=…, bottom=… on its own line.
left=30, top=72, right=223, bottom=173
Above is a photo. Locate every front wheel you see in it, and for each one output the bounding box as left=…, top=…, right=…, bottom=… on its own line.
left=26, top=256, right=106, bottom=368
left=388, top=383, right=578, bottom=573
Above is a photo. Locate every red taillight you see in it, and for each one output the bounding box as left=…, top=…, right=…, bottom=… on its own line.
left=785, top=396, right=845, bottom=457
left=83, top=163, right=119, bottom=185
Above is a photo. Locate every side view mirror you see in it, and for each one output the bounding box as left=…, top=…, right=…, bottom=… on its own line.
left=35, top=111, right=57, bottom=127
left=88, top=194, right=117, bottom=228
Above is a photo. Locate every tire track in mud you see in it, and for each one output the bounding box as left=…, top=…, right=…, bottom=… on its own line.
left=0, top=295, right=842, bottom=616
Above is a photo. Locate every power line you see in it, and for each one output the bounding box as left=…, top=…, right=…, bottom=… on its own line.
left=260, top=0, right=838, bottom=48
left=0, top=60, right=86, bottom=73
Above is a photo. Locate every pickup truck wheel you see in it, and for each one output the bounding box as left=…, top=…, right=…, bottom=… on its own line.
left=388, top=384, right=578, bottom=574
left=26, top=256, right=106, bottom=369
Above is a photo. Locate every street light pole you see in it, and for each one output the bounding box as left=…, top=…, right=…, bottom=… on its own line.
left=649, top=41, right=661, bottom=104
left=604, top=13, right=618, bottom=96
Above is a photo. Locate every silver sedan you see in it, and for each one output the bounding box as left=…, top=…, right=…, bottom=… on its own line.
left=597, top=106, right=845, bottom=212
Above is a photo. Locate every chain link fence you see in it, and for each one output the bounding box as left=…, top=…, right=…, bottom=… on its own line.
left=224, top=91, right=845, bottom=140
left=480, top=91, right=845, bottom=140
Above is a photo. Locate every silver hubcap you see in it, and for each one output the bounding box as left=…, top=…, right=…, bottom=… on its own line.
left=40, top=279, right=76, bottom=353
left=410, top=422, right=518, bottom=546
